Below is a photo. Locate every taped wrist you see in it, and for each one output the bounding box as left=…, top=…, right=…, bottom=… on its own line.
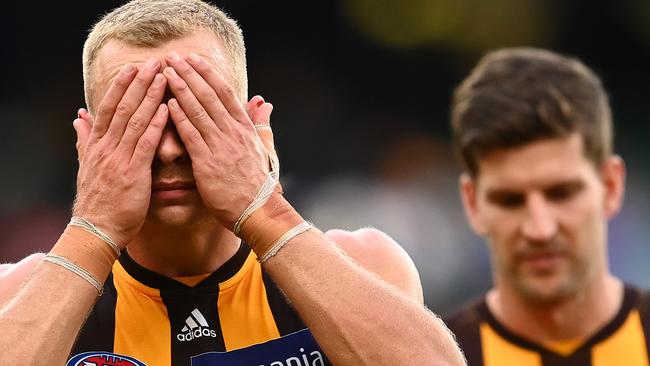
left=48, top=225, right=119, bottom=291
left=238, top=192, right=306, bottom=257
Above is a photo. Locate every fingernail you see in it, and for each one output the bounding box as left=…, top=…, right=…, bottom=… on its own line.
left=168, top=51, right=181, bottom=62
left=77, top=108, right=86, bottom=119
left=123, top=63, right=135, bottom=73
left=188, top=52, right=201, bottom=64
left=153, top=73, right=165, bottom=86
left=146, top=57, right=159, bottom=70
left=164, top=67, right=177, bottom=78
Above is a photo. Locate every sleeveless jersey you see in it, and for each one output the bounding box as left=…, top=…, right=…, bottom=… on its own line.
left=68, top=243, right=331, bottom=366
left=446, top=285, right=650, bottom=366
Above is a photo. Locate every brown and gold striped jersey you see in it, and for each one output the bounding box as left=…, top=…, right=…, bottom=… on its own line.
left=446, top=286, right=650, bottom=366
left=68, top=243, right=330, bottom=366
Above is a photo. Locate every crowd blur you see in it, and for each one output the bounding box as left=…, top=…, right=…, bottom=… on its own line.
left=1, top=0, right=648, bottom=315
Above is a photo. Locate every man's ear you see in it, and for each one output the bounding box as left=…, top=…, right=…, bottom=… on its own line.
left=459, top=173, right=487, bottom=237
left=601, top=155, right=626, bottom=219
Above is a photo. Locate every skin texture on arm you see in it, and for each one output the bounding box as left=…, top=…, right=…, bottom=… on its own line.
left=164, top=52, right=466, bottom=365
left=268, top=227, right=463, bottom=365
left=0, top=253, right=45, bottom=308
left=326, top=228, right=424, bottom=303
left=0, top=248, right=111, bottom=364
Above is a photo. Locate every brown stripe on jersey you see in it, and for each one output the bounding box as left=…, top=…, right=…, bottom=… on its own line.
left=218, top=251, right=281, bottom=351
left=72, top=273, right=117, bottom=352
left=162, top=286, right=225, bottom=366
left=112, top=260, right=172, bottom=366
left=262, top=271, right=307, bottom=335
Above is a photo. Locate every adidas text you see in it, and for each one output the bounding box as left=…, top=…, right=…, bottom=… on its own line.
left=177, top=328, right=217, bottom=342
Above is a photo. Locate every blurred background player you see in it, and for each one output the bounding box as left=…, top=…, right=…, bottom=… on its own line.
left=445, top=47, right=650, bottom=366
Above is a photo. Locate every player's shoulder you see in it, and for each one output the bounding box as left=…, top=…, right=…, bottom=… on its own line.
left=444, top=296, right=486, bottom=333
left=325, top=227, right=403, bottom=261
left=0, top=252, right=45, bottom=277
left=324, top=227, right=423, bottom=302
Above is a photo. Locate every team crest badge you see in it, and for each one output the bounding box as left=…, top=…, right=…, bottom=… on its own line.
left=67, top=352, right=146, bottom=366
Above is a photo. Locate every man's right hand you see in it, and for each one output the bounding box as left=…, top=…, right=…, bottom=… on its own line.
left=72, top=58, right=168, bottom=247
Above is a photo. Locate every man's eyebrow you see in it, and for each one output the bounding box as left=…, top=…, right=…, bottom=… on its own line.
left=485, top=188, right=523, bottom=199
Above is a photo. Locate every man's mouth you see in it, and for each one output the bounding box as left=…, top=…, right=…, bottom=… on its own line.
left=152, top=181, right=196, bottom=200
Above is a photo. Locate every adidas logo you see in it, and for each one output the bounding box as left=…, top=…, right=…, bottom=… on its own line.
left=176, top=308, right=217, bottom=342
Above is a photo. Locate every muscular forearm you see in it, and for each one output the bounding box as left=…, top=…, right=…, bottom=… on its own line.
left=263, top=230, right=466, bottom=365
left=0, top=226, right=117, bottom=364
left=0, top=261, right=99, bottom=364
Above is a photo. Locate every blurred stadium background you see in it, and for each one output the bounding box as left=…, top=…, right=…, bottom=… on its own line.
left=1, top=0, right=648, bottom=316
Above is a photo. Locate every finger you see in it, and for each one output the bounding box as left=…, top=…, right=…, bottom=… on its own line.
left=253, top=102, right=275, bottom=154
left=167, top=98, right=211, bottom=159
left=163, top=65, right=223, bottom=149
left=78, top=108, right=93, bottom=125
left=251, top=101, right=281, bottom=192
left=90, top=63, right=138, bottom=143
left=73, top=118, right=91, bottom=160
left=131, top=103, right=168, bottom=169
left=185, top=52, right=252, bottom=127
left=118, top=73, right=167, bottom=154
left=253, top=102, right=273, bottom=127
left=245, top=95, right=265, bottom=119
left=103, top=58, right=162, bottom=147
left=165, top=52, right=236, bottom=134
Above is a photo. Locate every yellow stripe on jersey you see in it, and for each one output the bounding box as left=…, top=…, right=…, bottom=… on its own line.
left=593, top=309, right=650, bottom=366
left=218, top=251, right=281, bottom=351
left=480, top=323, right=542, bottom=366
left=545, top=338, right=584, bottom=356
left=112, top=260, right=172, bottom=366
left=173, top=273, right=211, bottom=287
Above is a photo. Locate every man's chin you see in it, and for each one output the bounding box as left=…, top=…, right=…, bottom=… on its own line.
left=514, top=275, right=580, bottom=304
left=146, top=205, right=210, bottom=227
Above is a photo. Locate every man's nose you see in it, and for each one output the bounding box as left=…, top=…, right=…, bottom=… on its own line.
left=154, top=121, right=188, bottom=165
left=521, top=193, right=558, bottom=242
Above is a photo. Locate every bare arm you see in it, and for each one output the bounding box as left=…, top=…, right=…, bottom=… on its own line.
left=0, top=252, right=44, bottom=308
left=265, top=228, right=465, bottom=365
left=326, top=228, right=424, bottom=303
left=164, top=52, right=465, bottom=365
left=0, top=241, right=110, bottom=363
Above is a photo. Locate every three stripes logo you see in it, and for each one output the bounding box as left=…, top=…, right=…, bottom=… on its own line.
left=176, top=308, right=217, bottom=342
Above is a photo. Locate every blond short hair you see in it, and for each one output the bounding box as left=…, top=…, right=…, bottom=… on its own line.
left=82, top=0, right=247, bottom=112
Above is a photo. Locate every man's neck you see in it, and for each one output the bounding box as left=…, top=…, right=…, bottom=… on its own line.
left=486, top=273, right=624, bottom=346
left=126, top=217, right=241, bottom=278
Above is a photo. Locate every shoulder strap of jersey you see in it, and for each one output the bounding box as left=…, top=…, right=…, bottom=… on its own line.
left=638, top=288, right=650, bottom=320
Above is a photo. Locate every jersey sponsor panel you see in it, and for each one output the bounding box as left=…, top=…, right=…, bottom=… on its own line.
left=190, top=328, right=330, bottom=366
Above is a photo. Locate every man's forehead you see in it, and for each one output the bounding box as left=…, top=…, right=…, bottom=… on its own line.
left=473, top=135, right=594, bottom=190
left=90, top=31, right=232, bottom=108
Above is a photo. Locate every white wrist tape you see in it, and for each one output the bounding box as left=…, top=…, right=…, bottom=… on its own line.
left=43, top=254, right=104, bottom=295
